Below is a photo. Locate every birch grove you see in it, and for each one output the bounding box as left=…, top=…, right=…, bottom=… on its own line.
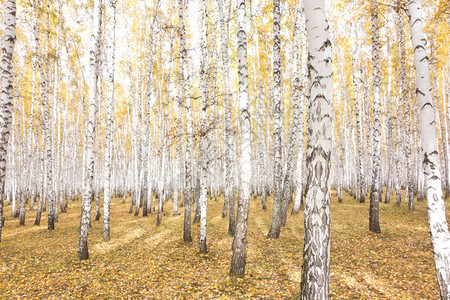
left=1, top=0, right=449, bottom=298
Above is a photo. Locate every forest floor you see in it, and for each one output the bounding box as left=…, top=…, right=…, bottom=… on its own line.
left=0, top=190, right=448, bottom=299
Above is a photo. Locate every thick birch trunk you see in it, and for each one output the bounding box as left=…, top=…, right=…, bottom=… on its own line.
left=407, top=1, right=450, bottom=297
left=300, top=0, right=333, bottom=297
left=0, top=0, right=16, bottom=242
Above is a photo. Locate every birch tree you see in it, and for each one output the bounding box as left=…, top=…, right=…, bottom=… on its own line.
left=103, top=0, right=116, bottom=242
left=407, top=0, right=450, bottom=297
left=0, top=0, right=17, bottom=242
left=230, top=0, right=251, bottom=276
left=300, top=0, right=333, bottom=297
left=78, top=0, right=102, bottom=260
left=291, top=1, right=307, bottom=215
left=369, top=0, right=381, bottom=233
left=351, top=5, right=365, bottom=204
left=198, top=0, right=209, bottom=253
left=267, top=0, right=283, bottom=239
left=281, top=2, right=303, bottom=223
left=178, top=0, right=192, bottom=243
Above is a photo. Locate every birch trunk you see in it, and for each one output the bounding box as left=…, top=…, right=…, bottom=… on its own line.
left=396, top=10, right=412, bottom=208
left=369, top=0, right=381, bottom=233
left=267, top=0, right=283, bottom=239
left=78, top=0, right=102, bottom=260
left=179, top=0, right=192, bottom=243
left=395, top=15, right=404, bottom=206
left=230, top=0, right=251, bottom=276
left=94, top=73, right=102, bottom=221
left=103, top=0, right=116, bottom=242
left=218, top=0, right=229, bottom=218
left=300, top=0, right=333, bottom=297
left=403, top=59, right=414, bottom=210
left=385, top=24, right=394, bottom=204
left=407, top=0, right=450, bottom=297
left=351, top=12, right=365, bottom=204
left=0, top=0, right=16, bottom=242
left=28, top=58, right=37, bottom=210
left=281, top=2, right=302, bottom=222
left=292, top=5, right=307, bottom=214
left=198, top=0, right=209, bottom=253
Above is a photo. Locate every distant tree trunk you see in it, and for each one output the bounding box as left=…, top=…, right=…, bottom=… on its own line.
left=173, top=77, right=182, bottom=217
left=0, top=0, right=16, bottom=242
left=179, top=0, right=192, bottom=243
left=385, top=22, right=394, bottom=204
left=394, top=12, right=404, bottom=206
left=369, top=0, right=381, bottom=233
left=230, top=0, right=251, bottom=276
left=268, top=0, right=283, bottom=239
left=94, top=73, right=102, bottom=222
left=291, top=2, right=306, bottom=215
left=28, top=58, right=37, bottom=211
left=103, top=0, right=116, bottom=242
left=300, top=0, right=333, bottom=297
left=396, top=9, right=410, bottom=208
left=407, top=0, right=450, bottom=297
left=281, top=2, right=302, bottom=223
left=351, top=12, right=365, bottom=204
left=78, top=0, right=102, bottom=261
left=402, top=53, right=414, bottom=210
left=144, top=35, right=156, bottom=217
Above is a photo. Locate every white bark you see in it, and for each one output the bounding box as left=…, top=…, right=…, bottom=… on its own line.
left=300, top=0, right=333, bottom=297
left=0, top=0, right=16, bottom=242
left=281, top=2, right=302, bottom=222
left=291, top=1, right=306, bottom=215
left=369, top=0, right=381, bottom=233
left=268, top=0, right=283, bottom=239
left=230, top=0, right=251, bottom=276
left=407, top=0, right=450, bottom=297
left=179, top=0, right=192, bottom=243
left=292, top=3, right=307, bottom=214
left=198, top=0, right=209, bottom=253
left=103, top=0, right=116, bottom=242
left=79, top=0, right=102, bottom=260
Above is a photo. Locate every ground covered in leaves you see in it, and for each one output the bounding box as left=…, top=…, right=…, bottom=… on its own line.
left=1, top=191, right=448, bottom=299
